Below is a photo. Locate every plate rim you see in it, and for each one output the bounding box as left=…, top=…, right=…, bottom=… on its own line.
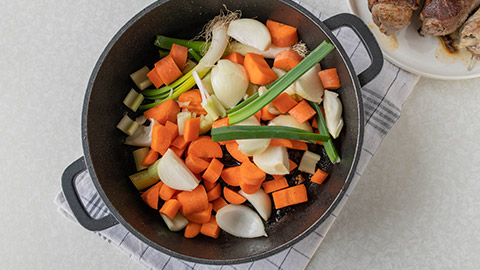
left=347, top=0, right=480, bottom=80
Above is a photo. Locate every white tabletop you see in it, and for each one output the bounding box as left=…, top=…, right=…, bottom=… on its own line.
left=1, top=0, right=479, bottom=269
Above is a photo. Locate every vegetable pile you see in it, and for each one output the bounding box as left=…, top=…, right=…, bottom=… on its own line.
left=117, top=10, right=345, bottom=239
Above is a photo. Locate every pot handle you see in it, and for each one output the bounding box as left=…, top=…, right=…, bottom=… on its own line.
left=323, top=13, right=383, bottom=87
left=61, top=157, right=119, bottom=231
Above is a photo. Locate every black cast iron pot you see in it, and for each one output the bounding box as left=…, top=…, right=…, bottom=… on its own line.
left=62, top=0, right=383, bottom=264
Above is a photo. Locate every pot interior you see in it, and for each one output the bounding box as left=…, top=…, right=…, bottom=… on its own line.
left=83, top=0, right=360, bottom=263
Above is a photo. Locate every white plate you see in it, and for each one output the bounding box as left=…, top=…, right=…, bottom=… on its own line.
left=348, top=0, right=480, bottom=80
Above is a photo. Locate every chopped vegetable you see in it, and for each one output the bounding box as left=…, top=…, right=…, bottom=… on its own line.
left=123, top=88, right=145, bottom=112
left=216, top=204, right=267, bottom=238
left=207, top=183, right=222, bottom=201
left=169, top=43, right=188, bottom=70
left=223, top=187, right=247, bottom=204
left=187, top=136, right=223, bottom=158
left=239, top=180, right=263, bottom=194
left=289, top=140, right=308, bottom=150
left=199, top=114, right=214, bottom=134
left=202, top=158, right=224, bottom=183
left=184, top=222, right=202, bottom=238
left=129, top=160, right=160, bottom=190
left=132, top=147, right=149, bottom=171
left=116, top=115, right=140, bottom=136
left=266, top=20, right=298, bottom=47
left=228, top=41, right=335, bottom=125
left=200, top=216, right=220, bottom=238
left=220, top=167, right=242, bottom=187
left=185, top=204, right=212, bottom=224
left=178, top=89, right=207, bottom=115
left=237, top=188, right=271, bottom=221
left=154, top=55, right=183, bottom=85
left=318, top=68, right=341, bottom=89
left=252, top=145, right=290, bottom=175
left=177, top=185, right=209, bottom=216
left=130, top=66, right=153, bottom=90
left=243, top=53, right=278, bottom=86
left=240, top=160, right=266, bottom=185
left=151, top=124, right=171, bottom=155
left=288, top=100, right=316, bottom=124
left=212, top=197, right=228, bottom=212
left=298, top=150, right=321, bottom=174
left=311, top=169, right=328, bottom=185
left=323, top=90, right=344, bottom=139
left=194, top=70, right=226, bottom=120
left=271, top=92, right=298, bottom=114
left=157, top=148, right=200, bottom=191
left=144, top=99, right=180, bottom=125
left=222, top=52, right=244, bottom=65
left=211, top=59, right=249, bottom=109
left=273, top=50, right=303, bottom=71
left=227, top=18, right=272, bottom=51
left=160, top=212, right=188, bottom=232
left=211, top=125, right=328, bottom=142
left=183, top=117, right=200, bottom=142
left=141, top=181, right=163, bottom=209
left=225, top=142, right=249, bottom=163
left=160, top=199, right=181, bottom=220
left=272, top=184, right=308, bottom=209
left=176, top=112, right=192, bottom=136
left=154, top=35, right=207, bottom=54
left=159, top=183, right=178, bottom=201
left=233, top=116, right=271, bottom=156
left=185, top=153, right=210, bottom=174
left=141, top=149, right=159, bottom=167
left=269, top=138, right=294, bottom=148
left=262, top=177, right=288, bottom=194
left=295, top=63, right=324, bottom=103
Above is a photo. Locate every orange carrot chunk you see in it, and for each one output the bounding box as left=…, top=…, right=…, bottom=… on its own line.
left=178, top=89, right=207, bottom=115
left=220, top=166, right=243, bottom=187
left=151, top=124, right=172, bottom=155
left=273, top=50, right=303, bottom=71
left=164, top=120, right=179, bottom=142
left=211, top=197, right=228, bottom=212
left=185, top=203, right=212, bottom=224
left=311, top=169, right=328, bottom=185
left=289, top=159, right=298, bottom=172
left=272, top=184, right=308, bottom=209
left=184, top=222, right=202, bottom=238
left=141, top=149, right=159, bottom=167
left=187, top=136, right=223, bottom=158
left=202, top=158, right=224, bottom=183
left=171, top=135, right=189, bottom=150
left=239, top=180, right=263, bottom=195
left=225, top=142, right=250, bottom=163
left=144, top=99, right=180, bottom=125
left=262, top=177, right=289, bottom=194
left=271, top=92, right=298, bottom=114
left=159, top=184, right=178, bottom=201
left=207, top=183, right=222, bottom=202
left=211, top=117, right=229, bottom=129
left=200, top=216, right=220, bottom=239
left=240, top=160, right=266, bottom=185
left=223, top=52, right=244, bottom=65
left=243, top=53, right=278, bottom=86
left=177, top=185, right=209, bottom=216
left=260, top=106, right=277, bottom=121
left=254, top=110, right=262, bottom=121
left=203, top=179, right=217, bottom=192
left=185, top=153, right=210, bottom=174
left=269, top=138, right=294, bottom=148
left=170, top=146, right=186, bottom=158
left=169, top=43, right=188, bottom=70
left=183, top=117, right=201, bottom=143
left=318, top=68, right=341, bottom=90
left=159, top=199, right=181, bottom=220
left=288, top=100, right=317, bottom=124
left=154, top=55, right=183, bottom=85
left=266, top=20, right=298, bottom=47
left=141, top=181, right=163, bottom=209
left=223, top=187, right=246, bottom=205
left=289, top=140, right=308, bottom=150
left=146, top=68, right=164, bottom=88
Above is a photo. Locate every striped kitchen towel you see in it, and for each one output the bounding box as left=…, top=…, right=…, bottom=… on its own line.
left=54, top=2, right=420, bottom=269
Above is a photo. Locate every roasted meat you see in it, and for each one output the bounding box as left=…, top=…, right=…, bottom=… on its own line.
left=420, top=0, right=480, bottom=36
left=368, top=0, right=422, bottom=36
left=459, top=8, right=480, bottom=59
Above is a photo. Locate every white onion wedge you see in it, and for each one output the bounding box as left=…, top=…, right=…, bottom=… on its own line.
left=323, top=90, right=344, bottom=139
left=235, top=116, right=271, bottom=156
left=268, top=114, right=313, bottom=132
left=124, top=118, right=158, bottom=147
left=238, top=188, right=272, bottom=221
left=157, top=149, right=200, bottom=191
left=295, top=63, right=324, bottom=102
left=227, top=19, right=271, bottom=51
left=252, top=145, right=289, bottom=176
left=298, top=150, right=321, bottom=174
left=271, top=67, right=296, bottom=96
left=211, top=59, right=249, bottom=109
left=160, top=212, right=188, bottom=232
left=216, top=204, right=267, bottom=238
left=227, top=41, right=289, bottom=59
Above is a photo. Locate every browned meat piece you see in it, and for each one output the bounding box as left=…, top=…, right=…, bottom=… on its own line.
left=459, top=8, right=480, bottom=59
left=420, top=0, right=480, bottom=36
left=368, top=0, right=422, bottom=36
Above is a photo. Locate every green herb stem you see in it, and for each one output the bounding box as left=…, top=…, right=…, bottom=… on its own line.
left=211, top=125, right=329, bottom=142
left=154, top=35, right=207, bottom=55
left=188, top=48, right=202, bottom=62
